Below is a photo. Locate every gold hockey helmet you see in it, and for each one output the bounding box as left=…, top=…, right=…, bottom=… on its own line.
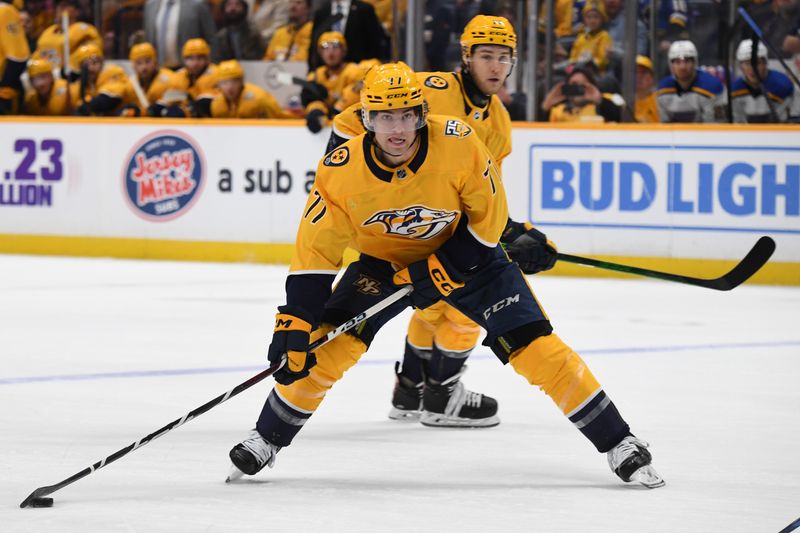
left=27, top=58, right=54, bottom=77
left=216, top=59, right=245, bottom=81
left=182, top=38, right=210, bottom=58
left=460, top=15, right=517, bottom=61
left=317, top=31, right=347, bottom=52
left=360, top=61, right=426, bottom=132
left=129, top=42, right=156, bottom=62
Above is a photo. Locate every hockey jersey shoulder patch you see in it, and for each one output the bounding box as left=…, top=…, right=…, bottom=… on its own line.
left=324, top=146, right=350, bottom=167
left=424, top=75, right=449, bottom=90
left=444, top=119, right=472, bottom=138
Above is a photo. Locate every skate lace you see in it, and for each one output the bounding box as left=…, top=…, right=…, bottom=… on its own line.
left=608, top=436, right=649, bottom=469
left=444, top=381, right=482, bottom=416
left=241, top=432, right=279, bottom=468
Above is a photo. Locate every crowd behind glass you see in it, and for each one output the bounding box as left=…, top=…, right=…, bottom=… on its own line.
left=2, top=0, right=799, bottom=124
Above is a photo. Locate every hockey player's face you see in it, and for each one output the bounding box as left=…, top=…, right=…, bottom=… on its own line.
left=219, top=78, right=243, bottom=100
left=740, top=59, right=768, bottom=85
left=31, top=73, right=54, bottom=96
left=372, top=108, right=420, bottom=162
left=669, top=58, right=695, bottom=83
left=133, top=56, right=156, bottom=79
left=184, top=54, right=209, bottom=76
left=468, top=45, right=513, bottom=95
left=83, top=56, right=103, bottom=79
left=320, top=43, right=345, bottom=68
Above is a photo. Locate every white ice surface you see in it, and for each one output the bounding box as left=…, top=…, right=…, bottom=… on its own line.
left=1, top=255, right=798, bottom=532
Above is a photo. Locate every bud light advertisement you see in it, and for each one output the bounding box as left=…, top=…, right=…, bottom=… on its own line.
left=122, top=130, right=206, bottom=221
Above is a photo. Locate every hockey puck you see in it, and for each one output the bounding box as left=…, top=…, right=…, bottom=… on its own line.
left=30, top=497, right=54, bottom=508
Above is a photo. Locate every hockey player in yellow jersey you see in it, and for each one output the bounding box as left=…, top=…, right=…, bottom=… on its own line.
left=172, top=38, right=218, bottom=117
left=227, top=62, right=664, bottom=489
left=68, top=43, right=136, bottom=116
left=35, top=0, right=101, bottom=72
left=302, top=31, right=365, bottom=133
left=210, top=60, right=292, bottom=119
left=329, top=15, right=558, bottom=428
left=127, top=42, right=176, bottom=116
left=0, top=0, right=30, bottom=114
left=24, top=57, right=70, bottom=115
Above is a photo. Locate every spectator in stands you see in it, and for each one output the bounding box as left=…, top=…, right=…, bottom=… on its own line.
left=308, top=0, right=388, bottom=69
left=424, top=0, right=454, bottom=71
left=537, top=0, right=574, bottom=42
left=18, top=9, right=37, bottom=52
left=24, top=57, right=71, bottom=115
left=731, top=38, right=794, bottom=123
left=542, top=65, right=623, bottom=122
left=656, top=39, right=725, bottom=123
left=69, top=42, right=136, bottom=115
left=365, top=0, right=406, bottom=34
left=743, top=0, right=800, bottom=59
left=128, top=42, right=177, bottom=116
left=214, top=0, right=265, bottom=61
left=264, top=0, right=312, bottom=61
left=634, top=55, right=659, bottom=122
left=210, top=59, right=292, bottom=118
left=36, top=0, right=101, bottom=73
left=172, top=37, right=218, bottom=117
left=303, top=31, right=363, bottom=132
left=143, top=0, right=218, bottom=69
left=250, top=0, right=288, bottom=45
left=604, top=0, right=648, bottom=57
left=0, top=0, right=30, bottom=115
left=569, top=1, right=613, bottom=72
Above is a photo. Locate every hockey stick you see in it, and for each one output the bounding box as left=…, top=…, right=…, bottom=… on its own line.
left=737, top=7, right=800, bottom=90
left=556, top=236, right=775, bottom=291
left=20, top=286, right=413, bottom=508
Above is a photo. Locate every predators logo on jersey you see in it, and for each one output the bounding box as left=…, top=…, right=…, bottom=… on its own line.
left=444, top=120, right=472, bottom=138
left=363, top=205, right=458, bottom=240
left=324, top=147, right=350, bottom=167
left=424, top=75, right=449, bottom=90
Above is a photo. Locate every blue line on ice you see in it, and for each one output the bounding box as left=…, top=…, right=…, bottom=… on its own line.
left=3, top=340, right=799, bottom=385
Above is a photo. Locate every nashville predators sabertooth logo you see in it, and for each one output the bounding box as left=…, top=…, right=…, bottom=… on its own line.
left=363, top=205, right=458, bottom=240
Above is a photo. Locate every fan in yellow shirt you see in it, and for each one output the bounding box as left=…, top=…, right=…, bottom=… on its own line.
left=263, top=0, right=312, bottom=61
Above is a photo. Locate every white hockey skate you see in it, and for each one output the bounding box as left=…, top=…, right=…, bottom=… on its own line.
left=226, top=429, right=280, bottom=482
left=607, top=435, right=665, bottom=489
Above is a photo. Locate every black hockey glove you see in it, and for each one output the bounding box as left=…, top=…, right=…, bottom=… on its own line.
left=267, top=305, right=318, bottom=385
left=506, top=226, right=558, bottom=275
left=306, top=109, right=327, bottom=133
left=393, top=252, right=465, bottom=310
left=300, top=82, right=328, bottom=106
left=0, top=97, right=13, bottom=115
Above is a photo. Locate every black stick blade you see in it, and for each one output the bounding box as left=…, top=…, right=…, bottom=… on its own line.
left=710, top=236, right=775, bottom=290
left=20, top=487, right=55, bottom=508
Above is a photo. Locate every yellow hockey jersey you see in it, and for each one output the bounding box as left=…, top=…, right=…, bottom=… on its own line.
left=210, top=82, right=291, bottom=118
left=264, top=21, right=312, bottom=61
left=332, top=71, right=512, bottom=166
left=290, top=114, right=507, bottom=273
left=35, top=22, right=101, bottom=70
left=0, top=2, right=30, bottom=102
left=69, top=64, right=133, bottom=111
left=305, top=62, right=364, bottom=115
left=173, top=64, right=219, bottom=101
left=24, top=78, right=70, bottom=115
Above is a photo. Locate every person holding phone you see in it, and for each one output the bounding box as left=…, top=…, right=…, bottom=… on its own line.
left=541, top=66, right=623, bottom=122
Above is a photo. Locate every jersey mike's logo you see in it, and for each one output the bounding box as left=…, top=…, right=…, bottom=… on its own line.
left=363, top=205, right=458, bottom=240
left=122, top=130, right=206, bottom=221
